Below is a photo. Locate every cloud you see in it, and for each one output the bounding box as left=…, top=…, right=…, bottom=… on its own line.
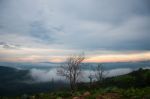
left=82, top=68, right=133, bottom=82
left=0, top=0, right=149, bottom=50
left=29, top=21, right=55, bottom=44
left=29, top=68, right=65, bottom=82
left=0, top=42, right=21, bottom=49
left=106, top=68, right=133, bottom=77
left=142, top=66, right=150, bottom=70
left=28, top=67, right=139, bottom=83
left=0, top=0, right=150, bottom=62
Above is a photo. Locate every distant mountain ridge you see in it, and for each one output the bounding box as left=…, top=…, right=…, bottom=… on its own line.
left=0, top=60, right=150, bottom=69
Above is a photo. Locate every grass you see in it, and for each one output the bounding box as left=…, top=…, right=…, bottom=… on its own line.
left=1, top=87, right=150, bottom=99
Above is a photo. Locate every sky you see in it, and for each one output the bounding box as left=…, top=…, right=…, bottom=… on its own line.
left=0, top=0, right=150, bottom=63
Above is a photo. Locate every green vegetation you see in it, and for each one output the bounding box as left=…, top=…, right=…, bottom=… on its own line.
left=103, top=68, right=150, bottom=88
left=1, top=87, right=150, bottom=99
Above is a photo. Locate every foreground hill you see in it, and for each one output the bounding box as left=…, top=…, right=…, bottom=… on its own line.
left=103, top=68, right=150, bottom=88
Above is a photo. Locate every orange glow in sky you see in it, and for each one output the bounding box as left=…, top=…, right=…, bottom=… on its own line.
left=0, top=47, right=150, bottom=63
left=85, top=52, right=150, bottom=63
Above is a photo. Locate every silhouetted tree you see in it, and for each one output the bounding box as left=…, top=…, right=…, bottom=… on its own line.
left=57, top=54, right=85, bottom=91
left=95, top=64, right=106, bottom=83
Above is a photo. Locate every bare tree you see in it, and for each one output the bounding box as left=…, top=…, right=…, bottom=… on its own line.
left=57, top=54, right=85, bottom=91
left=95, top=64, right=106, bottom=83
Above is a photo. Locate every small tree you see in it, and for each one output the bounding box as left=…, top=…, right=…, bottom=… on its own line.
left=95, top=64, right=105, bottom=83
left=88, top=65, right=95, bottom=88
left=57, top=54, right=85, bottom=91
left=88, top=73, right=95, bottom=88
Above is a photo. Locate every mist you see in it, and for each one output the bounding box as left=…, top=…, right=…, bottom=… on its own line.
left=29, top=68, right=65, bottom=82
left=28, top=67, right=137, bottom=83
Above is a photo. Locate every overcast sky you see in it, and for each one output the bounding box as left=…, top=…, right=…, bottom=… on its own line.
left=0, top=0, right=150, bottom=63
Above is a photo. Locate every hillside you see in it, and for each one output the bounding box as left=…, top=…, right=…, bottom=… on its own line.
left=0, top=66, right=29, bottom=83
left=0, top=66, right=67, bottom=96
left=103, top=68, right=150, bottom=88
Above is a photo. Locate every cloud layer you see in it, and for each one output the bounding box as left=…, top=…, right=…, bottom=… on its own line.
left=29, top=68, right=65, bottom=82
left=28, top=67, right=141, bottom=83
